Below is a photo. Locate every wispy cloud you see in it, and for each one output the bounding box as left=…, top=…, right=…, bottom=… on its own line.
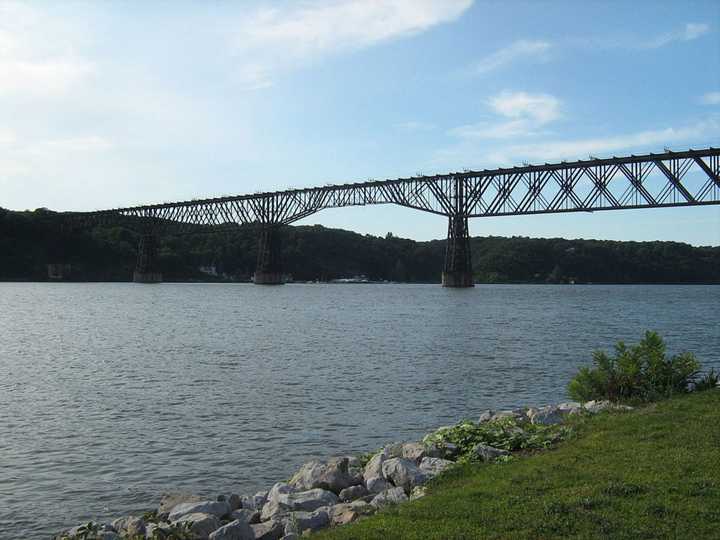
left=450, top=91, right=560, bottom=140
left=472, top=40, right=551, bottom=74
left=0, top=2, right=92, bottom=96
left=436, top=117, right=720, bottom=169
left=701, top=92, right=720, bottom=105
left=490, top=118, right=720, bottom=164
left=231, top=0, right=473, bottom=89
left=643, top=22, right=710, bottom=49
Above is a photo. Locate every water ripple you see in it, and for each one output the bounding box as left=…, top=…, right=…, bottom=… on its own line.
left=0, top=283, right=718, bottom=539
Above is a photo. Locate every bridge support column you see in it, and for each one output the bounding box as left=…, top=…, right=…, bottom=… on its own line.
left=442, top=214, right=474, bottom=287
left=133, top=232, right=162, bottom=283
left=254, top=225, right=284, bottom=285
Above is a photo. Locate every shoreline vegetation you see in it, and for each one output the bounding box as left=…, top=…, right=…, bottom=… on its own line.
left=2, top=208, right=719, bottom=284
left=55, top=333, right=719, bottom=540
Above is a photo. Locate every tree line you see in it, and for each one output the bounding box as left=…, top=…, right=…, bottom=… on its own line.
left=1, top=207, right=718, bottom=283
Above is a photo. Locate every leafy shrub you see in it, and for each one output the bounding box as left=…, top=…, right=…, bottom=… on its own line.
left=567, top=331, right=700, bottom=403
left=694, top=369, right=719, bottom=392
left=422, top=417, right=573, bottom=460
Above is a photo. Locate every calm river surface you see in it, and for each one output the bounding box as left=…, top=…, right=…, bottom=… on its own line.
left=1, top=283, right=719, bottom=538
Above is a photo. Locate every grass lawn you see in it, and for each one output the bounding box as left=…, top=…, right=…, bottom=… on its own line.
left=317, top=390, right=720, bottom=539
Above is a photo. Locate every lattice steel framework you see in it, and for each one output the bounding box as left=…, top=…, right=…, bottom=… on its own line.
left=72, top=148, right=720, bottom=229
left=67, top=148, right=720, bottom=285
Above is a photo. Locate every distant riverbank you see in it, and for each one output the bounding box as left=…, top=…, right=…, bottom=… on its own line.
left=3, top=207, right=718, bottom=283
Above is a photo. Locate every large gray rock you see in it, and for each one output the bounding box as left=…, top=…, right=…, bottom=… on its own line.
left=370, top=487, right=408, bottom=508
left=172, top=512, right=221, bottom=539
left=583, top=400, right=613, bottom=413
left=282, top=508, right=330, bottom=535
left=381, top=457, right=428, bottom=494
left=209, top=519, right=255, bottom=540
left=231, top=508, right=261, bottom=524
left=362, top=452, right=386, bottom=483
left=228, top=494, right=242, bottom=511
left=169, top=500, right=231, bottom=522
left=401, top=442, right=442, bottom=463
left=365, top=476, right=391, bottom=494
left=440, top=442, right=460, bottom=460
left=557, top=401, right=582, bottom=415
left=362, top=450, right=391, bottom=494
left=477, top=409, right=494, bottom=423
left=144, top=523, right=166, bottom=538
left=584, top=400, right=633, bottom=413
left=418, top=457, right=454, bottom=478
left=472, top=444, right=510, bottom=462
left=326, top=501, right=375, bottom=526
left=339, top=484, right=368, bottom=502
left=251, top=519, right=285, bottom=540
left=528, top=405, right=563, bottom=425
left=157, top=493, right=203, bottom=519
left=490, top=409, right=527, bottom=423
left=241, top=490, right=268, bottom=511
left=266, top=483, right=295, bottom=503
left=344, top=455, right=365, bottom=485
left=383, top=443, right=405, bottom=458
left=60, top=529, right=118, bottom=540
left=260, top=488, right=339, bottom=521
left=410, top=486, right=427, bottom=500
left=289, top=457, right=357, bottom=494
left=110, top=516, right=145, bottom=537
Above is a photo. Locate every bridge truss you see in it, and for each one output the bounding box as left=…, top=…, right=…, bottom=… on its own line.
left=71, top=147, right=720, bottom=285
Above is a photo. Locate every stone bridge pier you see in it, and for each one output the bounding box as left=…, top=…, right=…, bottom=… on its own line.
left=133, top=232, right=162, bottom=283
left=254, top=225, right=284, bottom=284
left=442, top=213, right=473, bottom=287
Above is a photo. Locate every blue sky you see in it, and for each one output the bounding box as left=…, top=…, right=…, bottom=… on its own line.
left=1, top=0, right=719, bottom=244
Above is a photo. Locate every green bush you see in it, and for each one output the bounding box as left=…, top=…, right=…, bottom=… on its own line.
left=422, top=418, right=574, bottom=460
left=567, top=331, right=700, bottom=403
left=694, top=369, right=719, bottom=392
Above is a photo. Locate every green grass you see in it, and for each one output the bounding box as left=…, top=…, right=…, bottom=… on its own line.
left=317, top=390, right=720, bottom=539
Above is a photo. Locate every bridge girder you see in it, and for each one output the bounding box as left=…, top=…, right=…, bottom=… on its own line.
left=64, top=147, right=720, bottom=286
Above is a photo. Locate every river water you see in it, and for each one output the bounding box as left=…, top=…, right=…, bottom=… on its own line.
left=0, top=283, right=718, bottom=538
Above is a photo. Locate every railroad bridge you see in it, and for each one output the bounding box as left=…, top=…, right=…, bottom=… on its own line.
left=69, top=147, right=720, bottom=287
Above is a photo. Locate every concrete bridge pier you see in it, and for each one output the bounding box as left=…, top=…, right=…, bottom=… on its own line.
left=254, top=225, right=284, bottom=284
left=133, top=232, right=162, bottom=283
left=442, top=213, right=474, bottom=287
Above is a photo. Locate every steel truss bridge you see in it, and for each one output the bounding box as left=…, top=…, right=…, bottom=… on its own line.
left=71, top=147, right=720, bottom=286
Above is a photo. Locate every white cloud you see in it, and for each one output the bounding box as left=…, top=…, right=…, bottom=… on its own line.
left=0, top=2, right=92, bottom=96
left=450, top=91, right=560, bottom=140
left=684, top=23, right=711, bottom=40
left=438, top=117, right=720, bottom=168
left=232, top=0, right=473, bottom=89
left=488, top=91, right=560, bottom=123
left=644, top=22, right=710, bottom=49
left=472, top=40, right=550, bottom=74
left=500, top=119, right=719, bottom=163
left=0, top=58, right=91, bottom=96
left=701, top=92, right=720, bottom=105
left=0, top=127, right=16, bottom=145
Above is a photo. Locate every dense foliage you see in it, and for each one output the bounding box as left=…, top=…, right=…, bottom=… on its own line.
left=2, top=207, right=719, bottom=283
left=422, top=418, right=574, bottom=460
left=567, top=331, right=709, bottom=403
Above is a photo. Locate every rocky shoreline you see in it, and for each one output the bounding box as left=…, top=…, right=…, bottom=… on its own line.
left=55, top=399, right=630, bottom=540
